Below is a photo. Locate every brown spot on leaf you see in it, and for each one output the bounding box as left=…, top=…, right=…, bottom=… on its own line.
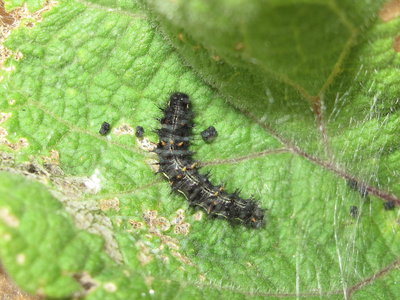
left=174, top=222, right=190, bottom=235
left=113, top=124, right=134, bottom=136
left=129, top=220, right=144, bottom=229
left=153, top=216, right=171, bottom=231
left=0, top=0, right=57, bottom=68
left=0, top=127, right=29, bottom=150
left=138, top=137, right=157, bottom=152
left=42, top=150, right=59, bottom=165
left=192, top=211, right=203, bottom=221
left=130, top=209, right=194, bottom=267
left=99, top=197, right=120, bottom=211
left=143, top=210, right=158, bottom=224
left=379, top=0, right=400, bottom=22
left=72, top=272, right=98, bottom=295
left=170, top=208, right=185, bottom=225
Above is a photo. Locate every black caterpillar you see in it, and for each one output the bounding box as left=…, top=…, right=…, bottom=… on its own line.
left=154, top=92, right=265, bottom=228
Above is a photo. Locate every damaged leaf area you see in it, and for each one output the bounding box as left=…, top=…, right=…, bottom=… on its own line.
left=0, top=0, right=400, bottom=299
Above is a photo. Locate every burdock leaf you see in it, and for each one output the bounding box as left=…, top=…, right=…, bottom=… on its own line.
left=0, top=0, right=399, bottom=299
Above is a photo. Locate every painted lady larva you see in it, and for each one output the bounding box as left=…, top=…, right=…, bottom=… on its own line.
left=154, top=92, right=265, bottom=228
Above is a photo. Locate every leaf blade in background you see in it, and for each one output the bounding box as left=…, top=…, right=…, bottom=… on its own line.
left=0, top=0, right=399, bottom=299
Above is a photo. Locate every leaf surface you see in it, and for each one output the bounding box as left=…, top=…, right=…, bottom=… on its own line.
left=0, top=0, right=399, bottom=299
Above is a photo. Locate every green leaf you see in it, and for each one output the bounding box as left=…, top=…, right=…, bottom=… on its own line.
left=0, top=0, right=399, bottom=299
left=143, top=0, right=384, bottom=95
left=0, top=171, right=148, bottom=298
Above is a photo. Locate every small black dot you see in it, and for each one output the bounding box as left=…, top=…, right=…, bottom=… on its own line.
left=349, top=206, right=358, bottom=218
left=346, top=179, right=368, bottom=198
left=99, top=122, right=111, bottom=135
left=201, top=126, right=217, bottom=142
left=384, top=201, right=395, bottom=210
left=135, top=126, right=144, bottom=137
